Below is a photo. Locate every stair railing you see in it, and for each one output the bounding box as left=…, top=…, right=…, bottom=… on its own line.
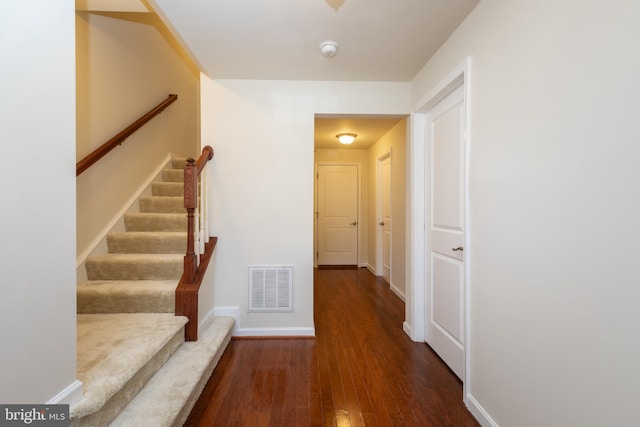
left=76, top=94, right=178, bottom=176
left=176, top=145, right=216, bottom=341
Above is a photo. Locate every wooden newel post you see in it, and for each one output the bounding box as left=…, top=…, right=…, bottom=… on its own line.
left=184, top=157, right=198, bottom=284
left=176, top=146, right=216, bottom=341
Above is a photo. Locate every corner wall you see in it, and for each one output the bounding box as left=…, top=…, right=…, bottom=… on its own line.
left=410, top=0, right=640, bottom=425
left=0, top=0, right=78, bottom=404
left=368, top=119, right=407, bottom=298
left=76, top=11, right=201, bottom=259
left=201, top=78, right=410, bottom=335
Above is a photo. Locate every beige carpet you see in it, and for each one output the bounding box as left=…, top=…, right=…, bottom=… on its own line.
left=110, top=316, right=235, bottom=427
left=71, top=313, right=188, bottom=425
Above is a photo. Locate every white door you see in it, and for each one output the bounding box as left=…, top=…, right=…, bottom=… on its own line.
left=379, top=155, right=392, bottom=283
left=425, top=85, right=466, bottom=379
left=317, top=164, right=358, bottom=265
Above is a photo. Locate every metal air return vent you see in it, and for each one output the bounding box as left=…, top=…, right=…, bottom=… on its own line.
left=248, top=266, right=293, bottom=312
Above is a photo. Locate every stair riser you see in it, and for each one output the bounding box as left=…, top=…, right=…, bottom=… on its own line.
left=139, top=197, right=185, bottom=214
left=171, top=159, right=188, bottom=169
left=86, top=258, right=183, bottom=281
left=152, top=182, right=184, bottom=197
left=162, top=169, right=184, bottom=182
left=107, top=234, right=187, bottom=254
left=124, top=214, right=187, bottom=232
left=77, top=282, right=175, bottom=314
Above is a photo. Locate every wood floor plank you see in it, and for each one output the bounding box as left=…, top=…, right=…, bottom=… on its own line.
left=185, top=268, right=479, bottom=427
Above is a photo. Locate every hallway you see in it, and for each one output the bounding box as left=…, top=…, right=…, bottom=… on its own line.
left=185, top=268, right=479, bottom=426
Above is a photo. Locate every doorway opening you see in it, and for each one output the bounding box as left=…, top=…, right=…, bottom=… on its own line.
left=313, top=114, right=408, bottom=301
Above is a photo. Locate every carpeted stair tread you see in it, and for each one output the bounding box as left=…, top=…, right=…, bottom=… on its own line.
left=85, top=254, right=183, bottom=281
left=109, top=317, right=235, bottom=427
left=162, top=169, right=184, bottom=182
left=124, top=213, right=187, bottom=232
left=77, top=280, right=177, bottom=313
left=107, top=231, right=187, bottom=254
left=71, top=313, right=188, bottom=426
left=138, top=196, right=185, bottom=213
left=152, top=182, right=184, bottom=197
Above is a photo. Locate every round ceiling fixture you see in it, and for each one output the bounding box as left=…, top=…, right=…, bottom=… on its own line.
left=336, top=133, right=357, bottom=145
left=320, top=41, right=338, bottom=57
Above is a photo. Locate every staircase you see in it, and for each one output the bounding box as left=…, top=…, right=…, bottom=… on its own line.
left=73, top=157, right=233, bottom=427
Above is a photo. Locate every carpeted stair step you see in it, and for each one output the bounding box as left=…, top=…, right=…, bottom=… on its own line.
left=86, top=254, right=183, bottom=281
left=109, top=317, right=235, bottom=427
left=152, top=182, right=184, bottom=197
left=138, top=196, right=185, bottom=213
left=70, top=313, right=188, bottom=427
left=162, top=169, right=184, bottom=182
left=107, top=231, right=187, bottom=254
left=124, top=213, right=186, bottom=232
left=77, top=280, right=177, bottom=313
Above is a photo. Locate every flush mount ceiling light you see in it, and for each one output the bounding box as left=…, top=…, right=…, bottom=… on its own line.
left=336, top=133, right=357, bottom=145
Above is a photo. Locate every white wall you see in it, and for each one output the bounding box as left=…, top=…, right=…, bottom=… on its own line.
left=0, top=0, right=79, bottom=404
left=314, top=149, right=370, bottom=267
left=368, top=119, right=407, bottom=298
left=201, top=78, right=409, bottom=335
left=76, top=11, right=200, bottom=258
left=410, top=0, right=640, bottom=425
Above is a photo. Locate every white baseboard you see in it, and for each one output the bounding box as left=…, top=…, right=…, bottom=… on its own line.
left=390, top=283, right=405, bottom=301
left=76, top=154, right=173, bottom=268
left=366, top=264, right=377, bottom=275
left=235, top=327, right=315, bottom=338
left=403, top=321, right=414, bottom=340
left=211, top=306, right=315, bottom=337
left=466, top=393, right=498, bottom=427
left=47, top=380, right=83, bottom=405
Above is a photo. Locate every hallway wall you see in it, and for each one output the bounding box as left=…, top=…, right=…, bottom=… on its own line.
left=200, top=78, right=410, bottom=335
left=368, top=119, right=407, bottom=298
left=410, top=0, right=640, bottom=425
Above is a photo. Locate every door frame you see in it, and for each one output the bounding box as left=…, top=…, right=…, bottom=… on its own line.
left=376, top=150, right=392, bottom=280
left=314, top=162, right=362, bottom=268
left=407, top=58, right=471, bottom=393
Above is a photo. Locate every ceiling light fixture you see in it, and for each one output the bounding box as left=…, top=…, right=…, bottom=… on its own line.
left=336, top=133, right=357, bottom=145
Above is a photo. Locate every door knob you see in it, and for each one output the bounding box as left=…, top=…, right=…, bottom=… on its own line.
left=379, top=221, right=385, bottom=226
left=452, top=247, right=464, bottom=251
left=351, top=221, right=357, bottom=226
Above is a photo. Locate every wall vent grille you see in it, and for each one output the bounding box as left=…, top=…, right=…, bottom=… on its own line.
left=248, top=266, right=293, bottom=312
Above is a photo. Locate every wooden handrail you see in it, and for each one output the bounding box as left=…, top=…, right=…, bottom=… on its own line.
left=176, top=145, right=215, bottom=341
left=76, top=94, right=178, bottom=176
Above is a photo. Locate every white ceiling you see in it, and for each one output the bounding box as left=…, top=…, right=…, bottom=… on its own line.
left=150, top=0, right=480, bottom=82
left=81, top=0, right=479, bottom=149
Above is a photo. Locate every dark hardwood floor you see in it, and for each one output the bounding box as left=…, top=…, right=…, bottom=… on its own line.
left=185, top=268, right=479, bottom=426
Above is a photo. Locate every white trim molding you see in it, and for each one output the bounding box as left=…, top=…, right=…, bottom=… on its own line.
left=235, top=327, right=316, bottom=338
left=466, top=394, right=499, bottom=427
left=47, top=380, right=83, bottom=405
left=76, top=153, right=174, bottom=268
left=408, top=56, right=472, bottom=390
left=390, top=283, right=405, bottom=302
